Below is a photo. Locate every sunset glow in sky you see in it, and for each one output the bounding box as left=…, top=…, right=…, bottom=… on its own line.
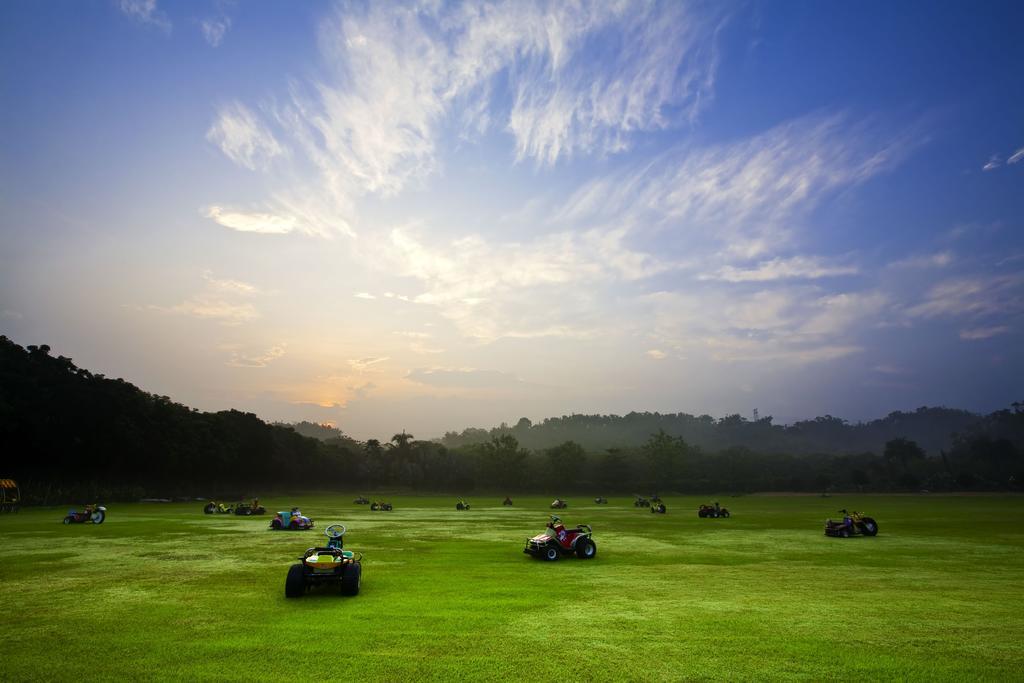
left=1, top=1, right=1022, bottom=439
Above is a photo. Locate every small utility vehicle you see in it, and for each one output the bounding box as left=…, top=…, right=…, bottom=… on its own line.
left=353, top=496, right=370, bottom=505
left=63, top=504, right=106, bottom=524
left=203, top=501, right=234, bottom=515
left=455, top=499, right=471, bottom=510
left=270, top=508, right=314, bottom=530
left=698, top=503, right=730, bottom=518
left=825, top=509, right=879, bottom=537
left=524, top=515, right=596, bottom=561
left=234, top=499, right=266, bottom=516
left=634, top=496, right=650, bottom=508
left=550, top=498, right=568, bottom=509
left=285, top=524, right=362, bottom=598
left=370, top=501, right=393, bottom=511
left=650, top=502, right=667, bottom=514
left=594, top=496, right=608, bottom=504
left=502, top=497, right=514, bottom=506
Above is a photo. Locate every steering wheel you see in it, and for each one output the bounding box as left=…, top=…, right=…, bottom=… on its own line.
left=325, top=524, right=347, bottom=539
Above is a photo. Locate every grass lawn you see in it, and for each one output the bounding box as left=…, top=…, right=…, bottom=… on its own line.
left=2, top=494, right=1022, bottom=681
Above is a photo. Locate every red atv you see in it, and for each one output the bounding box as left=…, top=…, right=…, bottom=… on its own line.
left=524, top=515, right=596, bottom=561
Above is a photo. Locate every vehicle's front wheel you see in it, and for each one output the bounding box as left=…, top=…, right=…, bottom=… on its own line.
left=341, top=562, right=361, bottom=596
left=285, top=563, right=306, bottom=598
left=204, top=504, right=215, bottom=514
left=91, top=510, right=105, bottom=524
left=721, top=510, right=730, bottom=518
left=271, top=519, right=282, bottom=530
left=62, top=516, right=72, bottom=525
left=544, top=546, right=559, bottom=561
left=860, top=517, right=878, bottom=536
left=576, top=538, right=597, bottom=559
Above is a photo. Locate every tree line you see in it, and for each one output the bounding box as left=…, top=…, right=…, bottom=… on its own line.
left=1, top=336, right=1021, bottom=503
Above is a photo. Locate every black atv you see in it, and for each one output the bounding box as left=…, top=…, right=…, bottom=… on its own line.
left=825, top=509, right=879, bottom=537
left=502, top=497, right=514, bottom=506
left=285, top=524, right=362, bottom=598
left=594, top=496, right=608, bottom=504
left=634, top=496, right=651, bottom=508
left=698, top=504, right=730, bottom=518
left=550, top=498, right=568, bottom=509
left=456, top=500, right=471, bottom=510
left=353, top=496, right=370, bottom=505
left=234, top=501, right=266, bottom=516
left=650, top=502, right=667, bottom=514
left=370, top=501, right=393, bottom=511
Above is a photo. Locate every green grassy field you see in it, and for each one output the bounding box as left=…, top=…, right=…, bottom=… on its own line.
left=2, top=494, right=1022, bottom=681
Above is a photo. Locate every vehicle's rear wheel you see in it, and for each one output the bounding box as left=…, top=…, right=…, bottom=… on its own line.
left=285, top=563, right=306, bottom=598
left=271, top=519, right=282, bottom=530
left=341, top=562, right=361, bottom=596
left=860, top=518, right=878, bottom=536
left=721, top=510, right=730, bottom=518
left=544, top=546, right=559, bottom=561
left=576, top=538, right=596, bottom=559
left=840, top=528, right=850, bottom=538
left=204, top=503, right=215, bottom=514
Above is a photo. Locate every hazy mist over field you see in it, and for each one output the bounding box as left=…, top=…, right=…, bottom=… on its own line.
left=1, top=1, right=1022, bottom=439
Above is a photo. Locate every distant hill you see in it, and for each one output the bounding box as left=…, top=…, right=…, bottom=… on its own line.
left=438, top=408, right=983, bottom=456
left=0, top=336, right=358, bottom=501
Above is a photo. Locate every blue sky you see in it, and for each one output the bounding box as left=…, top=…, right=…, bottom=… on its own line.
left=1, top=1, right=1022, bottom=439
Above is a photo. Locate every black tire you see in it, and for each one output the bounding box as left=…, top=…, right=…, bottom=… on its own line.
left=204, top=503, right=215, bottom=514
left=721, top=510, right=730, bottom=518
left=91, top=510, right=105, bottom=524
left=840, top=528, right=850, bottom=538
left=341, top=562, right=361, bottom=596
left=860, top=517, right=879, bottom=536
left=575, top=538, right=596, bottom=559
left=271, top=519, right=282, bottom=530
left=544, top=545, right=559, bottom=561
left=285, top=563, right=306, bottom=598
left=62, top=516, right=72, bottom=525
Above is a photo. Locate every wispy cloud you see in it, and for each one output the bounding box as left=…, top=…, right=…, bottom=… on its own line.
left=556, top=112, right=916, bottom=260
left=983, top=155, right=1001, bottom=171
left=223, top=343, right=286, bottom=368
left=1008, top=147, right=1024, bottom=165
left=206, top=1, right=726, bottom=238
left=353, top=292, right=376, bottom=300
left=206, top=103, right=284, bottom=171
left=646, top=349, right=667, bottom=360
left=702, top=255, right=857, bottom=282
left=118, top=0, right=171, bottom=33
left=348, top=357, right=389, bottom=372
left=406, top=367, right=520, bottom=389
left=907, top=274, right=1024, bottom=320
left=887, top=251, right=954, bottom=269
left=200, top=15, right=231, bottom=47
left=160, top=272, right=262, bottom=325
left=959, top=326, right=1009, bottom=341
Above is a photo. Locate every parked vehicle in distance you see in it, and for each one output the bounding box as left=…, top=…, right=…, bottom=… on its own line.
left=271, top=508, right=314, bottom=530
left=825, top=509, right=878, bottom=537
left=63, top=504, right=106, bottom=524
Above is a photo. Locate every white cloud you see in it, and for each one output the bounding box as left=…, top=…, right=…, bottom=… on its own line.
left=1008, top=147, right=1024, bottom=165
left=378, top=224, right=675, bottom=340
left=118, top=0, right=171, bottom=32
left=703, top=255, right=858, bottom=282
left=406, top=367, right=520, bottom=389
left=354, top=292, right=376, bottom=300
left=205, top=206, right=297, bottom=235
left=646, top=349, right=667, bottom=360
left=160, top=272, right=262, bottom=325
left=207, top=1, right=726, bottom=238
left=348, top=357, right=389, bottom=372
left=224, top=344, right=286, bottom=368
left=206, top=103, right=284, bottom=171
left=983, top=155, right=1001, bottom=171
left=201, top=16, right=231, bottom=47
left=555, top=113, right=915, bottom=260
left=959, top=326, right=1009, bottom=340
left=907, top=274, right=1024, bottom=320
left=887, top=251, right=953, bottom=269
